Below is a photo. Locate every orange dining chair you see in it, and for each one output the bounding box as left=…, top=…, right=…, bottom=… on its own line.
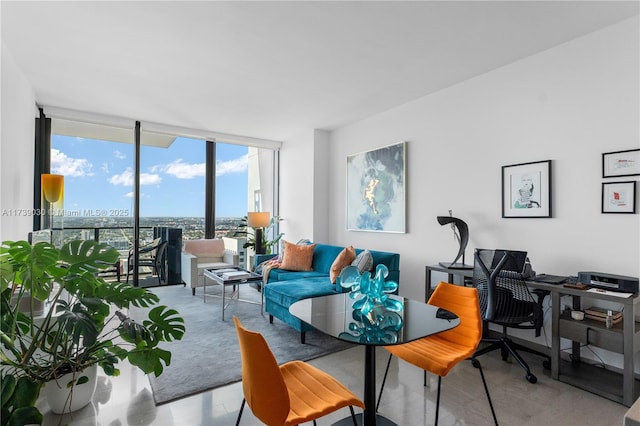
left=233, top=316, right=364, bottom=426
left=376, top=282, right=498, bottom=426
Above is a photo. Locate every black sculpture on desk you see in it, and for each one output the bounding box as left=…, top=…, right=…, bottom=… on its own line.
left=437, top=214, right=473, bottom=270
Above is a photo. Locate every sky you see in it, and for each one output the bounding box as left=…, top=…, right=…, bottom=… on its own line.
left=51, top=135, right=248, bottom=217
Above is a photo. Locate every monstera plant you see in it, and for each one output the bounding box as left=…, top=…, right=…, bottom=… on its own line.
left=0, top=239, right=185, bottom=425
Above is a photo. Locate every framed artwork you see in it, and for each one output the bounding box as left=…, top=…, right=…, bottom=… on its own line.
left=602, top=149, right=640, bottom=178
left=502, top=160, right=552, bottom=218
left=602, top=181, right=636, bottom=214
left=346, top=141, right=406, bottom=233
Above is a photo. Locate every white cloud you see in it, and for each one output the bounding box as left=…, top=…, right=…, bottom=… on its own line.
left=216, top=154, right=248, bottom=176
left=114, top=150, right=126, bottom=160
left=141, top=172, right=162, bottom=185
left=109, top=168, right=161, bottom=186
left=51, top=148, right=93, bottom=177
left=154, top=159, right=206, bottom=179
left=101, top=163, right=110, bottom=173
left=147, top=155, right=247, bottom=180
left=108, top=169, right=132, bottom=186
left=125, top=192, right=134, bottom=198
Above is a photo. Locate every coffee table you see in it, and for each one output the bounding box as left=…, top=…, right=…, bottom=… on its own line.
left=203, top=267, right=262, bottom=320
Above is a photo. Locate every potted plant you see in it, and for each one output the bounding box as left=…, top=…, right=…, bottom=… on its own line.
left=235, top=215, right=284, bottom=255
left=0, top=239, right=185, bottom=425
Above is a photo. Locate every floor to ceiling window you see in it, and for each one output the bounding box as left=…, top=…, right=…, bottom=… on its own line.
left=138, top=136, right=207, bottom=242
left=41, top=112, right=280, bottom=283
left=215, top=142, right=249, bottom=238
left=50, top=120, right=135, bottom=250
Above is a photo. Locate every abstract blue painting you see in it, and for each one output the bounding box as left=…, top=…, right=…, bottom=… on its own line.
left=346, top=141, right=406, bottom=233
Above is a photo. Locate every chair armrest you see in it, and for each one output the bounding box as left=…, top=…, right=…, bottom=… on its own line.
left=139, top=245, right=155, bottom=254
left=180, top=252, right=198, bottom=286
left=223, top=250, right=239, bottom=266
left=138, top=239, right=160, bottom=255
left=532, top=289, right=550, bottom=337
left=254, top=254, right=277, bottom=269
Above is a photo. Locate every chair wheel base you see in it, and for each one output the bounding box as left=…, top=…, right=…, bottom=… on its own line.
left=500, top=347, right=509, bottom=361
left=526, top=373, right=537, bottom=384
left=471, top=359, right=481, bottom=368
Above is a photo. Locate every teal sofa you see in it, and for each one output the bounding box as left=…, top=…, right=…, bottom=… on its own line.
left=259, top=243, right=400, bottom=343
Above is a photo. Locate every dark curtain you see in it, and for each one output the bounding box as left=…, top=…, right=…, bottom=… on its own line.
left=205, top=140, right=216, bottom=239
left=33, top=108, right=51, bottom=230
left=133, top=121, right=141, bottom=286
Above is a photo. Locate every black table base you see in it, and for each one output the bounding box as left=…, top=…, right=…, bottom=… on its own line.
left=332, top=413, right=398, bottom=426
left=333, top=346, right=399, bottom=426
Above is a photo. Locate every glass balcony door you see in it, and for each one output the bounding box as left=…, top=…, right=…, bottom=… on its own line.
left=42, top=113, right=279, bottom=286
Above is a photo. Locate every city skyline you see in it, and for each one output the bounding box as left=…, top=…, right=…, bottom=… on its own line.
left=51, top=135, right=249, bottom=218
left=50, top=216, right=247, bottom=250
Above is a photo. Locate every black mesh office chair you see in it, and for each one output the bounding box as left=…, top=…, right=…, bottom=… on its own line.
left=126, top=238, right=168, bottom=286
left=472, top=248, right=551, bottom=383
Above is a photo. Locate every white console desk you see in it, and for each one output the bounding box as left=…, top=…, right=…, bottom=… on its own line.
left=425, top=264, right=640, bottom=406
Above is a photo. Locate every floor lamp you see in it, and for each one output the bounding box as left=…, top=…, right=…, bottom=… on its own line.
left=41, top=174, right=64, bottom=230
left=247, top=212, right=270, bottom=255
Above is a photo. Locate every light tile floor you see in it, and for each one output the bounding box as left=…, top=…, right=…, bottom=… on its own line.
left=38, top=340, right=628, bottom=426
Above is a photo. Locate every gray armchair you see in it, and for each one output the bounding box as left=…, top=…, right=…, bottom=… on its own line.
left=181, top=238, right=239, bottom=295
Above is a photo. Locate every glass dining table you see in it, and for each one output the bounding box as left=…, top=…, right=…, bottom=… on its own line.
left=289, top=292, right=460, bottom=426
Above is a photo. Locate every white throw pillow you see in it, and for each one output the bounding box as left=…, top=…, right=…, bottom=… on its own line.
left=352, top=250, right=373, bottom=273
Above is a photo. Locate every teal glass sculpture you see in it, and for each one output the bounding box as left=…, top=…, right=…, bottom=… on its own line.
left=339, top=309, right=403, bottom=344
left=338, top=264, right=404, bottom=343
left=339, top=264, right=403, bottom=316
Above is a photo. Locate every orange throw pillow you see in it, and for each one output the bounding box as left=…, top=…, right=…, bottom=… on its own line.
left=279, top=241, right=316, bottom=272
left=330, top=246, right=356, bottom=283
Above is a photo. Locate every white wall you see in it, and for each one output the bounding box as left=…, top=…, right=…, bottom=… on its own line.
left=280, top=129, right=332, bottom=244
left=0, top=42, right=36, bottom=242
left=327, top=16, right=639, bottom=303
left=279, top=129, right=317, bottom=242
left=312, top=129, right=330, bottom=241
left=321, top=16, right=639, bottom=371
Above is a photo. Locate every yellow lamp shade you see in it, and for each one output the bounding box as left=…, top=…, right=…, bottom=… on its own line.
left=42, top=174, right=64, bottom=203
left=247, top=212, right=270, bottom=228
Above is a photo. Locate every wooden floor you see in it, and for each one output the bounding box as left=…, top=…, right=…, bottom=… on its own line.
left=37, top=318, right=628, bottom=425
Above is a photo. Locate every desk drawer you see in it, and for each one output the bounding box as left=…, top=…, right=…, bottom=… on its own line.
left=560, top=318, right=623, bottom=353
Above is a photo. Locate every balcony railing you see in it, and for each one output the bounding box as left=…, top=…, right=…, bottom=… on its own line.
left=46, top=226, right=155, bottom=254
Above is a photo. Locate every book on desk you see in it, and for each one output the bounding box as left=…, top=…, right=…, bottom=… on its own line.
left=584, top=306, right=623, bottom=324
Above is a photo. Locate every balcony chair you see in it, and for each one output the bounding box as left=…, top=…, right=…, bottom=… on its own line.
left=126, top=238, right=168, bottom=286
left=233, top=316, right=364, bottom=426
left=471, top=248, right=551, bottom=384
left=98, top=259, right=122, bottom=282
left=377, top=282, right=497, bottom=426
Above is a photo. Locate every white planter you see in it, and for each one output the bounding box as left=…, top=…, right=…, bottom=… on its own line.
left=10, top=291, right=46, bottom=317
left=44, top=364, right=98, bottom=414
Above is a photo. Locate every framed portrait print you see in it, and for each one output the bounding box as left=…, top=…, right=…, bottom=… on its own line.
left=346, top=141, right=406, bottom=233
left=602, top=149, right=640, bottom=178
left=602, top=181, right=636, bottom=214
left=502, top=160, right=552, bottom=218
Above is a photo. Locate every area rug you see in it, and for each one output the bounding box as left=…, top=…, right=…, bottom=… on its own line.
left=129, top=285, right=355, bottom=405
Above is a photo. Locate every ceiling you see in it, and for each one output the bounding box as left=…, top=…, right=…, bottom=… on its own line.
left=2, top=1, right=638, bottom=142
